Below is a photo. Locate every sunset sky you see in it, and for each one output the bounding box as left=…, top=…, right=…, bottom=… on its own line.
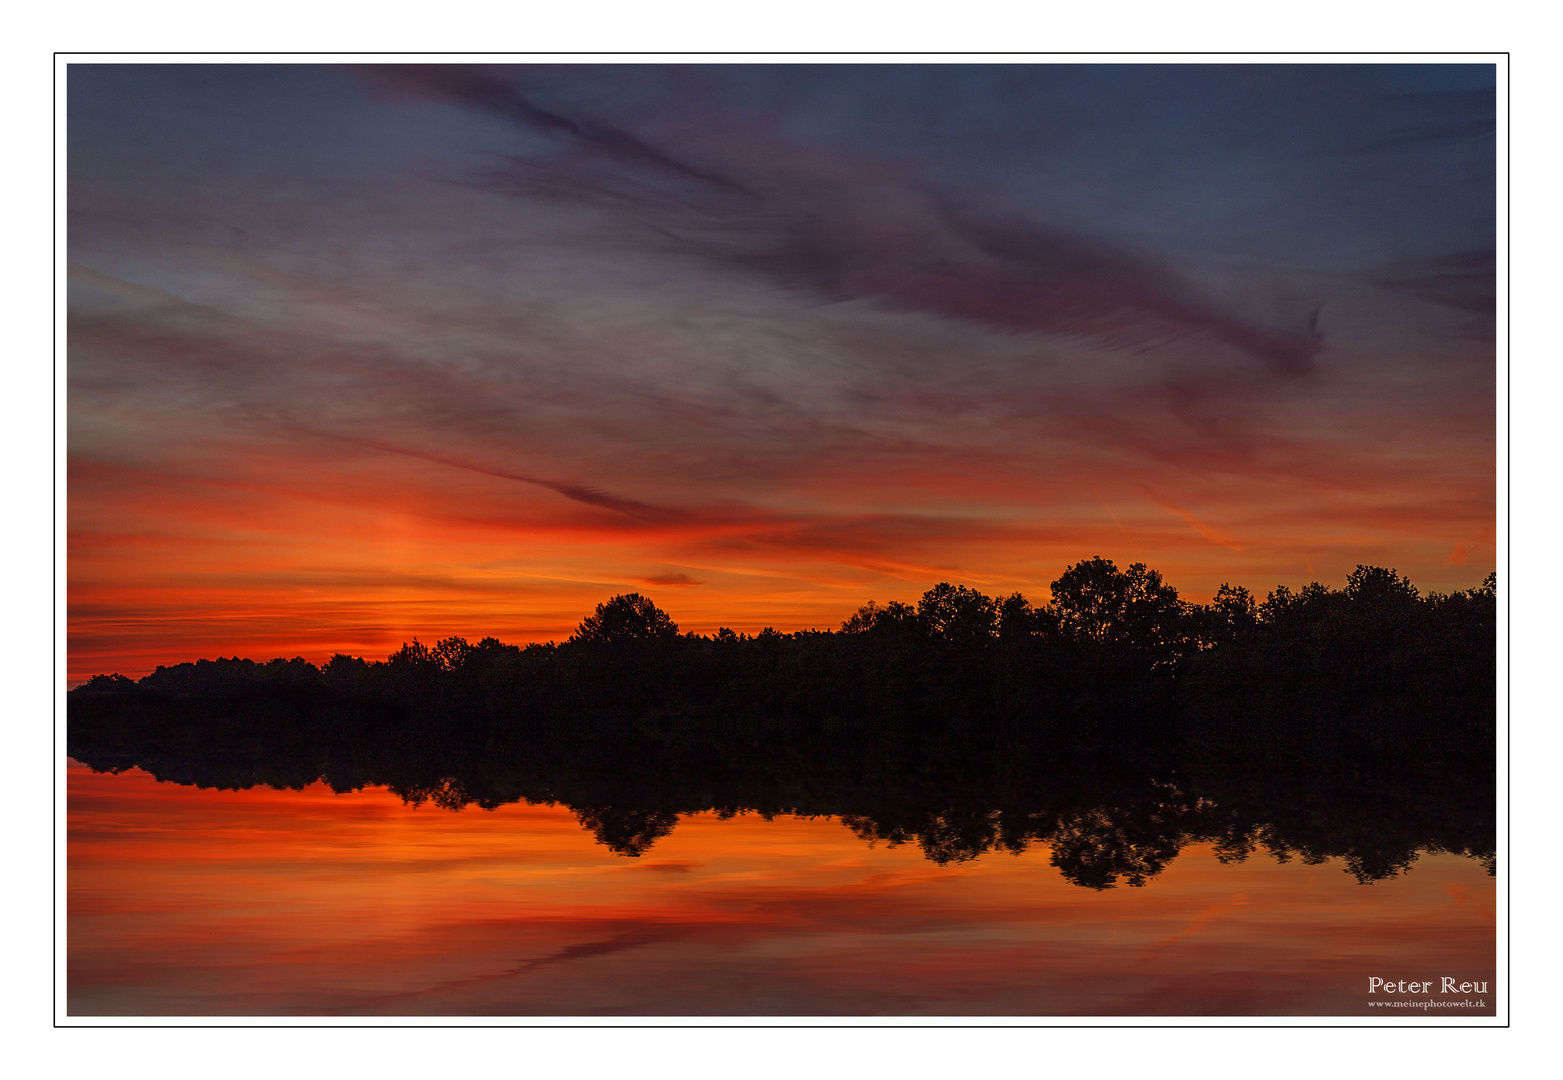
left=67, top=62, right=1497, bottom=679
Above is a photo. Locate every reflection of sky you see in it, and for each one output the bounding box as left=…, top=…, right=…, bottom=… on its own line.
left=67, top=64, right=1496, bottom=675
left=67, top=765, right=1497, bottom=1016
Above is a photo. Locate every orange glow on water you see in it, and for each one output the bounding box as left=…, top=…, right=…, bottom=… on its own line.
left=68, top=764, right=1496, bottom=1017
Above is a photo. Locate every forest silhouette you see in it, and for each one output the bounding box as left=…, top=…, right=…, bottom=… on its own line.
left=69, top=557, right=1496, bottom=888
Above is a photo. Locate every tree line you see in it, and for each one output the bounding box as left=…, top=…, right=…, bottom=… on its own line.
left=75, top=557, right=1495, bottom=743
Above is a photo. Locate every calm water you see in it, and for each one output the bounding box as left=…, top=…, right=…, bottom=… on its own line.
left=67, top=761, right=1496, bottom=1017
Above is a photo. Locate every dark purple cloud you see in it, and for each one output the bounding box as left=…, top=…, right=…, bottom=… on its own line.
left=365, top=64, right=752, bottom=196
left=361, top=65, right=1323, bottom=375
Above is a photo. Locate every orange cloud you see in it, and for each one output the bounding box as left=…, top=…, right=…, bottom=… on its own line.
left=1140, top=489, right=1245, bottom=553
left=1447, top=523, right=1496, bottom=566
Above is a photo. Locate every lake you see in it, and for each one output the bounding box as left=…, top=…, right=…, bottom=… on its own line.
left=67, top=760, right=1496, bottom=1018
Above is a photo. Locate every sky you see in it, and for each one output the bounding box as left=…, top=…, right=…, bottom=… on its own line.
left=67, top=62, right=1497, bottom=678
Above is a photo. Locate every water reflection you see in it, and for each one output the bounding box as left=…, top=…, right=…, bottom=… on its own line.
left=67, top=764, right=1497, bottom=1017
left=67, top=689, right=1493, bottom=891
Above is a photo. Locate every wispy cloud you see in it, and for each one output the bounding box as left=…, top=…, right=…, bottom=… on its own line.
left=638, top=572, right=704, bottom=587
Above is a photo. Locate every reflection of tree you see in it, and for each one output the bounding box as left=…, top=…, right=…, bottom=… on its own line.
left=843, top=808, right=1017, bottom=866
left=400, top=777, right=487, bottom=812
left=573, top=807, right=682, bottom=857
left=66, top=674, right=1495, bottom=883
left=1047, top=801, right=1190, bottom=890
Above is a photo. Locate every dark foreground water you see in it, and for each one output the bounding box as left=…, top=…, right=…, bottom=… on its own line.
left=68, top=760, right=1496, bottom=1017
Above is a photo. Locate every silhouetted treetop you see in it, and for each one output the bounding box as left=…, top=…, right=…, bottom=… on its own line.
left=1049, top=557, right=1188, bottom=661
left=1344, top=565, right=1419, bottom=606
left=571, top=593, right=679, bottom=645
left=136, top=656, right=321, bottom=695
left=77, top=673, right=138, bottom=693
left=918, top=583, right=1000, bottom=645
left=840, top=599, right=917, bottom=636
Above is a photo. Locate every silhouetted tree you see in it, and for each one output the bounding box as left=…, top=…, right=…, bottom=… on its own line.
left=1191, top=583, right=1258, bottom=649
left=839, top=599, right=917, bottom=636
left=75, top=673, right=138, bottom=693
left=1050, top=557, right=1189, bottom=664
left=388, top=639, right=436, bottom=666
left=431, top=636, right=476, bottom=671
left=571, top=594, right=679, bottom=644
left=1344, top=565, right=1419, bottom=607
left=917, top=583, right=998, bottom=645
